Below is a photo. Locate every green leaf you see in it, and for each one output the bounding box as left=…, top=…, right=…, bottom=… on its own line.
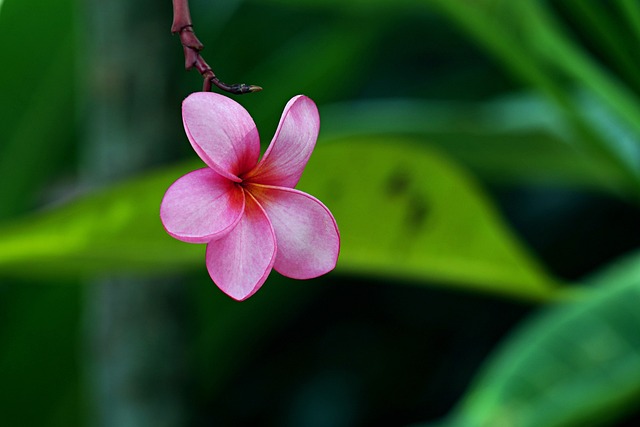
left=423, top=253, right=640, bottom=427
left=618, top=0, right=640, bottom=50
left=426, top=0, right=640, bottom=196
left=563, top=0, right=639, bottom=90
left=0, top=163, right=202, bottom=277
left=517, top=1, right=640, bottom=145
left=321, top=96, right=632, bottom=193
left=0, top=139, right=558, bottom=300
left=301, top=138, right=559, bottom=300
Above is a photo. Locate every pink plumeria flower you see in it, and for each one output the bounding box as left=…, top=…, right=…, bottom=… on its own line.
left=160, top=92, right=340, bottom=300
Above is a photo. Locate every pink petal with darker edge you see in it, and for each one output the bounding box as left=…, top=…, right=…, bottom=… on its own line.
left=182, top=92, right=261, bottom=182
left=205, top=191, right=277, bottom=300
left=243, top=95, right=319, bottom=188
left=160, top=168, right=245, bottom=243
left=249, top=184, right=340, bottom=279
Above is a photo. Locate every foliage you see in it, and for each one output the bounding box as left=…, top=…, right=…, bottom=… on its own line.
left=1, top=0, right=639, bottom=426
left=414, top=253, right=640, bottom=427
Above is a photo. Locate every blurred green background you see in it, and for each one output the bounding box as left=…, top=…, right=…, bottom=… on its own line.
left=1, top=0, right=640, bottom=426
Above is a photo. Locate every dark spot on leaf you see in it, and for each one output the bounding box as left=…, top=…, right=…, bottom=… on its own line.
left=385, top=167, right=412, bottom=197
left=406, top=192, right=430, bottom=229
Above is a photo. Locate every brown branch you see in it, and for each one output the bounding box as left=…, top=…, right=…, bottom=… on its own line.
left=171, top=0, right=262, bottom=94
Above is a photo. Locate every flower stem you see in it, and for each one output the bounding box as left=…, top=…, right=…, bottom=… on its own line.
left=171, top=0, right=262, bottom=94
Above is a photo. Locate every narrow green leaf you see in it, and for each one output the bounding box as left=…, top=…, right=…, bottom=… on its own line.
left=618, top=0, right=640, bottom=49
left=564, top=0, right=640, bottom=90
left=321, top=96, right=631, bottom=192
left=0, top=140, right=558, bottom=300
left=425, top=254, right=640, bottom=427
left=427, top=0, right=640, bottom=197
left=519, top=2, right=640, bottom=157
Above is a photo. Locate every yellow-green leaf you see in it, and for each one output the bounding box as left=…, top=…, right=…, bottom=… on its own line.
left=0, top=138, right=559, bottom=300
left=300, top=137, right=558, bottom=300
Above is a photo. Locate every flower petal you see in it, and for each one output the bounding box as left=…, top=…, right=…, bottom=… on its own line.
left=182, top=92, right=260, bottom=181
left=205, top=191, right=277, bottom=301
left=248, top=184, right=340, bottom=279
left=243, top=95, right=320, bottom=188
left=160, top=168, right=244, bottom=243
